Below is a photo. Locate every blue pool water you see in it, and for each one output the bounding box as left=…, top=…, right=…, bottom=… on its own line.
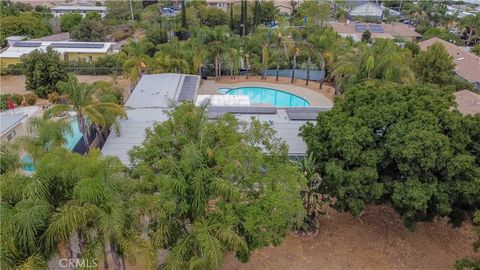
left=64, top=118, right=83, bottom=150
left=22, top=118, right=83, bottom=172
left=222, top=87, right=310, bottom=107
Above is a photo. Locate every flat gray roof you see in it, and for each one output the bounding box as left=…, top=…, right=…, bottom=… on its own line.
left=234, top=109, right=310, bottom=156
left=125, top=74, right=199, bottom=108
left=101, top=109, right=169, bottom=164
left=0, top=113, right=27, bottom=136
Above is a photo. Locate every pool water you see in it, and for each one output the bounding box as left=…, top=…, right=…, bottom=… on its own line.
left=21, top=118, right=83, bottom=172
left=222, top=87, right=310, bottom=107
left=64, top=118, right=83, bottom=150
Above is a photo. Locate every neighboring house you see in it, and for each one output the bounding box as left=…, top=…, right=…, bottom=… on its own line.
left=0, top=41, right=116, bottom=67
left=206, top=0, right=234, bottom=11
left=349, top=2, right=400, bottom=21
left=418, top=37, right=480, bottom=90
left=330, top=21, right=421, bottom=41
left=51, top=5, right=107, bottom=18
left=101, top=73, right=331, bottom=165
left=31, top=32, right=71, bottom=42
left=454, top=90, right=480, bottom=115
left=0, top=113, right=27, bottom=143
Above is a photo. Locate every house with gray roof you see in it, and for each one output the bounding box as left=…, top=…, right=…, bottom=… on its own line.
left=0, top=113, right=27, bottom=143
left=101, top=73, right=332, bottom=165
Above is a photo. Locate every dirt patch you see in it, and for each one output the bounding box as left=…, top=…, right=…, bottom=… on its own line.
left=222, top=205, right=478, bottom=270
left=0, top=75, right=131, bottom=104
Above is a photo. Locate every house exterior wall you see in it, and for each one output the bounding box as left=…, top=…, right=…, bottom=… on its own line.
left=52, top=10, right=106, bottom=18
left=1, top=52, right=111, bottom=67
left=0, top=124, right=26, bottom=143
left=0, top=57, right=21, bottom=67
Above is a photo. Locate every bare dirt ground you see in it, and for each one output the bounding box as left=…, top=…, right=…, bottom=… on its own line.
left=0, top=75, right=130, bottom=95
left=222, top=205, right=479, bottom=270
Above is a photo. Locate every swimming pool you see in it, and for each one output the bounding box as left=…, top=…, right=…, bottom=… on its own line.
left=221, top=87, right=310, bottom=107
left=21, top=118, right=83, bottom=172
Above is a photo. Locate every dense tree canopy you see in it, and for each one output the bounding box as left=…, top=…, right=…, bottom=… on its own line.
left=412, top=42, right=455, bottom=86
left=20, top=48, right=67, bottom=98
left=71, top=20, right=106, bottom=42
left=301, top=82, right=480, bottom=228
left=0, top=14, right=51, bottom=45
left=127, top=103, right=306, bottom=268
left=60, top=13, right=82, bottom=32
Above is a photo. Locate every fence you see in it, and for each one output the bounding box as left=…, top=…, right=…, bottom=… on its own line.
left=264, top=69, right=325, bottom=81
left=1, top=67, right=124, bottom=76
left=71, top=126, right=99, bottom=155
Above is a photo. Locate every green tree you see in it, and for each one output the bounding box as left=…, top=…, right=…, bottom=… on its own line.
left=331, top=39, right=413, bottom=94
left=18, top=117, right=72, bottom=160
left=60, top=13, right=82, bottom=32
left=413, top=42, right=455, bottom=85
left=472, top=44, right=480, bottom=56
left=0, top=143, right=21, bottom=174
left=0, top=14, right=51, bottom=45
left=460, top=14, right=480, bottom=46
left=105, top=0, right=141, bottom=21
left=300, top=82, right=480, bottom=229
left=127, top=103, right=306, bottom=268
left=48, top=74, right=126, bottom=150
left=20, top=47, right=67, bottom=98
left=70, top=19, right=106, bottom=42
left=0, top=147, right=140, bottom=270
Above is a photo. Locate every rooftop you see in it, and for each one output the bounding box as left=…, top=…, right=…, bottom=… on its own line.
left=454, top=90, right=480, bottom=115
left=31, top=32, right=70, bottom=42
left=0, top=113, right=27, bottom=136
left=125, top=74, right=200, bottom=108
left=0, top=41, right=115, bottom=58
left=418, top=37, right=480, bottom=83
left=330, top=21, right=421, bottom=40
left=102, top=74, right=332, bottom=165
left=51, top=5, right=106, bottom=11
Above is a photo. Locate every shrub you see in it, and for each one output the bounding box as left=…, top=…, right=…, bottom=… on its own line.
left=24, top=92, right=38, bottom=105
left=20, top=47, right=67, bottom=98
left=11, top=93, right=23, bottom=105
left=47, top=92, right=60, bottom=104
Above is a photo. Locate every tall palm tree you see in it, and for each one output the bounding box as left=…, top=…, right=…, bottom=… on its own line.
left=272, top=21, right=290, bottom=81
left=206, top=26, right=230, bottom=80
left=49, top=74, right=126, bottom=151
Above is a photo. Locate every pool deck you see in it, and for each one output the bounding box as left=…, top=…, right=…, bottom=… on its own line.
left=199, top=79, right=333, bottom=107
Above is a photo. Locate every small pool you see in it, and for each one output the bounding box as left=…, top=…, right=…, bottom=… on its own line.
left=221, top=87, right=310, bottom=107
left=21, top=118, right=83, bottom=173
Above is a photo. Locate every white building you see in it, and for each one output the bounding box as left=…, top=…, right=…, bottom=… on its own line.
left=349, top=2, right=400, bottom=20
left=51, top=5, right=107, bottom=18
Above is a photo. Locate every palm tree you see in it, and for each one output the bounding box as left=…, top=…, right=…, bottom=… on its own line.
left=206, top=26, right=230, bottom=80
left=19, top=117, right=73, bottom=160
left=331, top=39, right=414, bottom=95
left=49, top=74, right=126, bottom=151
left=122, top=39, right=155, bottom=84
left=272, top=21, right=290, bottom=81
left=295, top=153, right=325, bottom=232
